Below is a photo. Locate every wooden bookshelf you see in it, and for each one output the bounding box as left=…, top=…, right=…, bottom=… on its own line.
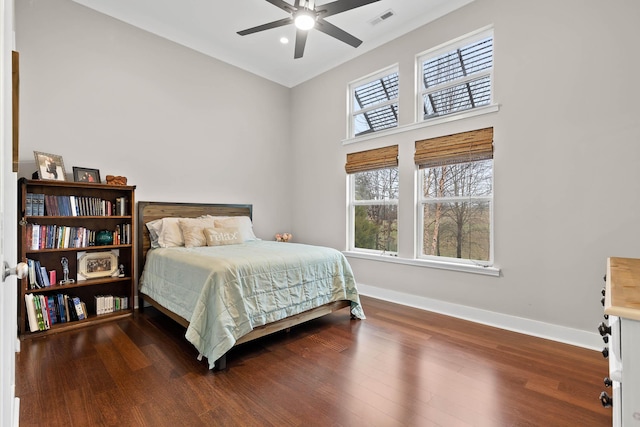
left=17, top=178, right=136, bottom=337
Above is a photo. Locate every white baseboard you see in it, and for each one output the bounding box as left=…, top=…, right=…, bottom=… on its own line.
left=357, top=283, right=603, bottom=351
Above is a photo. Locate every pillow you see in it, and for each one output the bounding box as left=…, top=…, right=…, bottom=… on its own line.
left=204, top=227, right=244, bottom=246
left=145, top=219, right=162, bottom=248
left=145, top=217, right=185, bottom=248
left=214, top=216, right=258, bottom=241
left=178, top=217, right=217, bottom=248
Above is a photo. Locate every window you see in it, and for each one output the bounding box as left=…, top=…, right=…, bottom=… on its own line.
left=346, top=146, right=399, bottom=253
left=349, top=67, right=399, bottom=138
left=417, top=28, right=493, bottom=121
left=415, top=128, right=493, bottom=264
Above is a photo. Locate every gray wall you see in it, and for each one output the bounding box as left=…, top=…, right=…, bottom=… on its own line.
left=15, top=0, right=640, bottom=346
left=15, top=0, right=293, bottom=239
left=290, top=0, right=640, bottom=345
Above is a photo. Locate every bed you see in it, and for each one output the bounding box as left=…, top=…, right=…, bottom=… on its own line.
left=137, top=201, right=365, bottom=369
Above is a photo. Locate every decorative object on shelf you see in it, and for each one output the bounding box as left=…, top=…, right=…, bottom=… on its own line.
left=33, top=151, right=67, bottom=181
left=77, top=250, right=119, bottom=281
left=118, top=264, right=125, bottom=278
left=72, top=166, right=101, bottom=183
left=106, top=175, right=127, bottom=185
left=95, top=230, right=114, bottom=246
left=275, top=232, right=292, bottom=242
left=59, top=256, right=75, bottom=285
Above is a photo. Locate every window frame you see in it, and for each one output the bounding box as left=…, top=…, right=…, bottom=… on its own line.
left=415, top=26, right=494, bottom=123
left=348, top=167, right=399, bottom=255
left=416, top=159, right=494, bottom=267
left=348, top=65, right=399, bottom=139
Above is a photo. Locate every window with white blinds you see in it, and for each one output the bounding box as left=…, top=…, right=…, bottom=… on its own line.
left=417, top=28, right=493, bottom=121
left=349, top=66, right=399, bottom=138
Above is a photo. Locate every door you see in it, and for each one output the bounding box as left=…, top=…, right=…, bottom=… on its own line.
left=1, top=0, right=18, bottom=426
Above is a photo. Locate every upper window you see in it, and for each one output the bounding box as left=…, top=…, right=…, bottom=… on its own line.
left=349, top=66, right=399, bottom=138
left=415, top=128, right=494, bottom=265
left=346, top=146, right=399, bottom=254
left=417, top=28, right=493, bottom=121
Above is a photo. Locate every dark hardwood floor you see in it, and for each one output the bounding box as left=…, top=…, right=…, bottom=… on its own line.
left=16, top=296, right=611, bottom=426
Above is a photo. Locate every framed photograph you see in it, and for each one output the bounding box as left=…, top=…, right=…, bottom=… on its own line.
left=34, top=151, right=67, bottom=181
left=77, top=250, right=119, bottom=281
left=73, top=167, right=101, bottom=183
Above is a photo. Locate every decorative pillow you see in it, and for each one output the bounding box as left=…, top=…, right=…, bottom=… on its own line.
left=204, top=227, right=244, bottom=246
left=178, top=217, right=217, bottom=248
left=214, top=216, right=258, bottom=241
left=147, top=217, right=184, bottom=248
left=145, top=219, right=162, bottom=248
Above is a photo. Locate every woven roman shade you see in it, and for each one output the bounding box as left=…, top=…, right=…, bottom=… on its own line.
left=414, top=127, right=493, bottom=169
left=345, top=145, right=398, bottom=174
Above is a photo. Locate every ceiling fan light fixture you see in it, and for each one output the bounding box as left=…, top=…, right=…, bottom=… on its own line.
left=294, top=10, right=315, bottom=31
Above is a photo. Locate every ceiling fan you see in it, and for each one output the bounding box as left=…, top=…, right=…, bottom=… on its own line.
left=237, top=0, right=381, bottom=59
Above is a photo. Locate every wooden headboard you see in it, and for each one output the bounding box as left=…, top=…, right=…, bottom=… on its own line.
left=136, top=201, right=253, bottom=282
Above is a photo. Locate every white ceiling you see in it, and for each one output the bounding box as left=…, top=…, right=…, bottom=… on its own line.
left=71, top=0, right=474, bottom=88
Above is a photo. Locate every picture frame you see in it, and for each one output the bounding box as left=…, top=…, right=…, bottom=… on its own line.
left=33, top=151, right=67, bottom=181
left=76, top=249, right=119, bottom=281
left=73, top=166, right=101, bottom=183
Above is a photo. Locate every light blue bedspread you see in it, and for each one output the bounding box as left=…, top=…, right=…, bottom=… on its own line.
left=139, top=241, right=365, bottom=368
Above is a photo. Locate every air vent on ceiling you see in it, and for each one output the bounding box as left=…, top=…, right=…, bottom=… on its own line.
left=370, top=9, right=394, bottom=26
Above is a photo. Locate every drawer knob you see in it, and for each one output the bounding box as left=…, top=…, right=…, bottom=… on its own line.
left=599, top=391, right=613, bottom=407
left=598, top=322, right=611, bottom=336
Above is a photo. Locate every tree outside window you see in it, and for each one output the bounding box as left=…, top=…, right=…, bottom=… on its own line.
left=353, top=168, right=399, bottom=252
left=420, top=159, right=492, bottom=262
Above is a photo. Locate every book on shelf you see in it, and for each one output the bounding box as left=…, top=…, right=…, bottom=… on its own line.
left=39, top=265, right=51, bottom=287
left=56, top=294, right=66, bottom=323
left=73, top=297, right=85, bottom=320
left=37, top=194, right=128, bottom=217
left=24, top=293, right=91, bottom=332
left=33, top=260, right=44, bottom=287
left=33, top=294, right=45, bottom=331
left=29, top=193, right=44, bottom=216
left=95, top=295, right=128, bottom=315
left=41, top=295, right=51, bottom=330
left=25, top=193, right=33, bottom=216
left=25, top=294, right=39, bottom=332
left=47, top=296, right=57, bottom=326
left=30, top=224, right=40, bottom=251
left=26, top=259, right=43, bottom=289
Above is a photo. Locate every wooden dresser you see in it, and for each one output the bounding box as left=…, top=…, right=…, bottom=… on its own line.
left=600, top=257, right=640, bottom=425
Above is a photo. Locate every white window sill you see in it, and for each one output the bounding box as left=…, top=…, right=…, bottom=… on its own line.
left=343, top=251, right=501, bottom=277
left=342, top=104, right=500, bottom=146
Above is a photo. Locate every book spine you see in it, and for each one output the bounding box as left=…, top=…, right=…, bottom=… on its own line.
left=25, top=193, right=33, bottom=216
left=25, top=294, right=39, bottom=332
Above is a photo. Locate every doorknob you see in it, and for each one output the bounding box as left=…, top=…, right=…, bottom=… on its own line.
left=3, top=261, right=28, bottom=282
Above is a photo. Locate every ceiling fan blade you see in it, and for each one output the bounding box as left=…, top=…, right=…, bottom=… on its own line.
left=315, top=18, right=362, bottom=48
left=237, top=17, right=293, bottom=36
left=317, top=0, right=381, bottom=18
left=294, top=29, right=308, bottom=59
left=265, top=0, right=297, bottom=14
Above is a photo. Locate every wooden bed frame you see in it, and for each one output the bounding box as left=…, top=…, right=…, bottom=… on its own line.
left=136, top=201, right=350, bottom=369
